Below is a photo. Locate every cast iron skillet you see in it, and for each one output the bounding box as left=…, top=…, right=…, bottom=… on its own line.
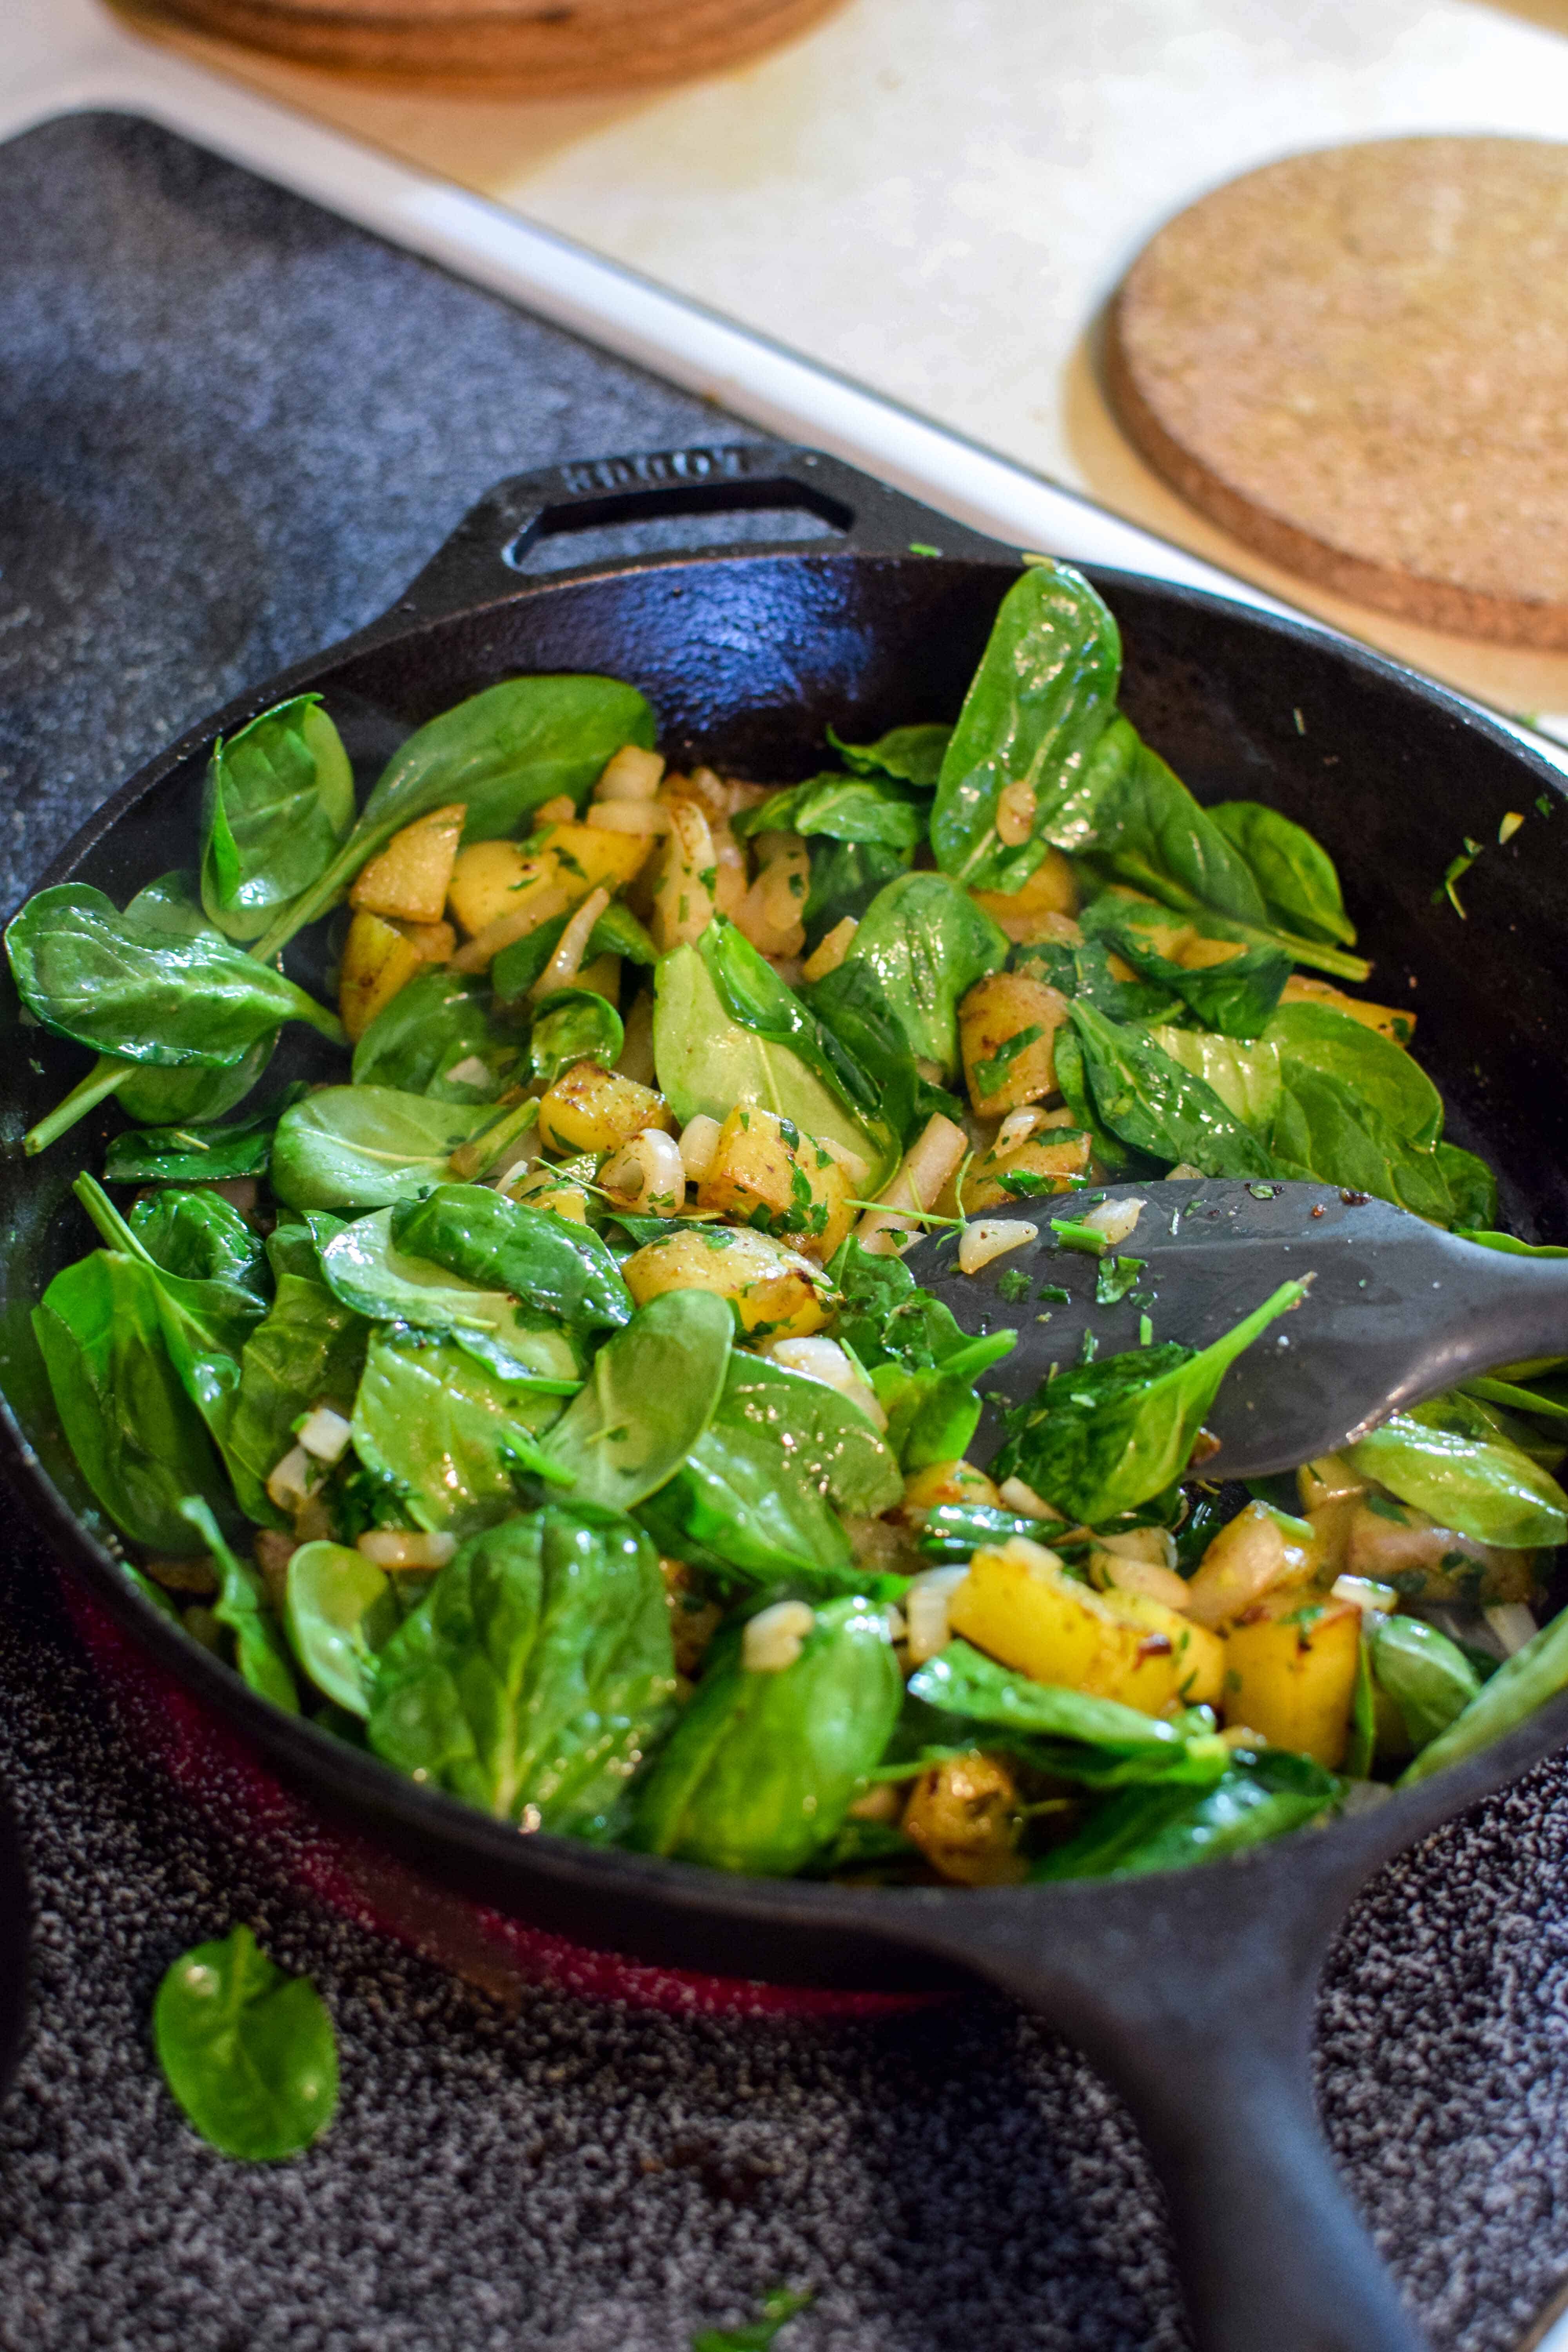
left=3, top=440, right=1567, bottom=2352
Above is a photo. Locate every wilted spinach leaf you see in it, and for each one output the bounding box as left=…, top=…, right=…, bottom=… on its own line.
left=390, top=1185, right=632, bottom=1343
left=1033, top=1748, right=1339, bottom=1878
left=368, top=1503, right=676, bottom=1835
left=1207, top=800, right=1357, bottom=949
left=320, top=1209, right=583, bottom=1389
left=178, top=1494, right=300, bottom=1713
left=104, top=1084, right=307, bottom=1185
left=270, top=1087, right=490, bottom=1213
left=1369, top=1613, right=1481, bottom=1752
left=527, top=988, right=624, bottom=1090
left=828, top=720, right=952, bottom=785
left=490, top=896, right=655, bottom=1002
left=832, top=872, right=1008, bottom=1081
left=201, top=696, right=355, bottom=943
left=225, top=1218, right=367, bottom=1526
left=544, top=1289, right=732, bottom=1510
left=907, top=1642, right=1229, bottom=1786
left=352, top=969, right=520, bottom=1103
left=351, top=1330, right=572, bottom=1535
left=1348, top=1408, right=1568, bottom=1548
left=284, top=1540, right=400, bottom=1716
left=129, top=1187, right=267, bottom=1294
left=733, top=775, right=927, bottom=851
left=1068, top=1002, right=1280, bottom=1177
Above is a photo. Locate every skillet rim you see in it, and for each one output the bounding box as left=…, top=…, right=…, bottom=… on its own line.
left=5, top=530, right=1568, bottom=1980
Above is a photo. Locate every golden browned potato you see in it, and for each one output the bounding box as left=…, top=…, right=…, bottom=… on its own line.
left=901, top=1753, right=1025, bottom=1886
left=622, top=1225, right=829, bottom=1339
left=339, top=909, right=424, bottom=1042
left=536, top=1062, right=675, bottom=1155
left=949, top=1541, right=1224, bottom=1714
left=695, top=1106, right=855, bottom=1261
left=1183, top=1500, right=1318, bottom=1630
left=350, top=803, right=465, bottom=924
left=960, top=1128, right=1092, bottom=1213
left=969, top=849, right=1078, bottom=940
left=1280, top=974, right=1415, bottom=1046
left=505, top=1168, right=591, bottom=1223
left=1223, top=1593, right=1361, bottom=1767
left=660, top=1556, right=723, bottom=1679
left=899, top=1459, right=1002, bottom=1513
left=397, top=918, right=457, bottom=965
left=447, top=839, right=561, bottom=941
left=1176, top=935, right=1249, bottom=971
left=532, top=818, right=652, bottom=895
left=958, top=971, right=1070, bottom=1116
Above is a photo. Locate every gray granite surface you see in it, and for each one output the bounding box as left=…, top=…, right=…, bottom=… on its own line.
left=0, top=108, right=1566, bottom=2352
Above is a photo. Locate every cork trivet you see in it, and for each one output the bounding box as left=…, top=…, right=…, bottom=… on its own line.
left=142, top=0, right=847, bottom=93
left=1107, top=137, right=1568, bottom=649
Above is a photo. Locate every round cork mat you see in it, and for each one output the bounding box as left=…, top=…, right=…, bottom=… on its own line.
left=1106, top=137, right=1568, bottom=648
left=143, top=0, right=847, bottom=92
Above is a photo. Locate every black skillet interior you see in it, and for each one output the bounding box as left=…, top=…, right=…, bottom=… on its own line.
left=7, top=439, right=1568, bottom=2350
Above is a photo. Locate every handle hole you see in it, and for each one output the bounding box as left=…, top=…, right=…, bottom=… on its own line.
left=503, top=474, right=853, bottom=574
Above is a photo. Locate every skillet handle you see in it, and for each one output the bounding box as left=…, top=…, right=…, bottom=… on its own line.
left=393, top=439, right=1012, bottom=620
left=918, top=1869, right=1427, bottom=2352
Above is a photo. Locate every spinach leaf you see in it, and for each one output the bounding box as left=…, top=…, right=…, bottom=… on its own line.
left=1270, top=1071, right=1455, bottom=1224
left=270, top=1087, right=490, bottom=1213
left=319, top=1210, right=583, bottom=1390
left=1455, top=1230, right=1568, bottom=1259
left=543, top=1289, right=733, bottom=1510
left=1207, top=800, right=1357, bottom=949
left=116, top=1033, right=280, bottom=1131
left=104, top=1083, right=307, bottom=1185
left=632, top=1595, right=902, bottom=1873
left=200, top=696, right=355, bottom=943
left=907, top=1641, right=1230, bottom=1786
left=931, top=562, right=1122, bottom=891
left=827, top=1235, right=1015, bottom=1377
left=914, top=1502, right=1064, bottom=1563
left=872, top=1364, right=984, bottom=1470
left=129, top=1187, right=267, bottom=1294
left=1091, top=922, right=1290, bottom=1039
left=75, top=1175, right=267, bottom=1507
left=367, top=1503, right=676, bottom=1836
left=7, top=880, right=344, bottom=1068
left=351, top=1330, right=571, bottom=1536
left=691, top=2289, right=814, bottom=2352
left=801, top=837, right=913, bottom=947
left=1347, top=1412, right=1568, bottom=1548
left=1434, top=1144, right=1498, bottom=1233
left=831, top=872, right=1009, bottom=1080
left=1399, top=1604, right=1568, bottom=1786
left=653, top=935, right=892, bottom=1185
left=390, top=1186, right=632, bottom=1343
left=527, top=988, right=623, bottom=1089
left=995, top=1278, right=1307, bottom=1521
left=828, top=720, right=952, bottom=785
left=490, top=897, right=656, bottom=1002
left=352, top=969, right=520, bottom=1103
left=1050, top=1025, right=1139, bottom=1172
left=732, top=775, right=927, bottom=851
left=252, top=676, right=657, bottom=958
left=1370, top=1613, right=1481, bottom=1751
left=33, top=1249, right=231, bottom=1553
left=1033, top=1748, right=1340, bottom=1878
left=1144, top=1027, right=1282, bottom=1131
left=225, top=1218, right=368, bottom=1526
left=178, top=1495, right=300, bottom=1714
left=1013, top=935, right=1180, bottom=1027
left=803, top=958, right=931, bottom=1147
left=1265, top=1002, right=1443, bottom=1148
left=153, top=1924, right=338, bottom=2161
left=719, top=1354, right=902, bottom=1517
left=1068, top=1002, right=1281, bottom=1177
left=284, top=1540, right=399, bottom=1717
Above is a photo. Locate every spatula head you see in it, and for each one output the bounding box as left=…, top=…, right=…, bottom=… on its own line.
left=902, top=1178, right=1558, bottom=1480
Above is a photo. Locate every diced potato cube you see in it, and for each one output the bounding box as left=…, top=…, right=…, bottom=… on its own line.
left=900, top=1460, right=1002, bottom=1513
left=948, top=1544, right=1224, bottom=1715
left=595, top=744, right=665, bottom=802
left=622, top=1225, right=829, bottom=1339
left=536, top=1062, right=675, bottom=1155
left=1223, top=1593, right=1361, bottom=1767
left=959, top=972, right=1070, bottom=1115
left=573, top=953, right=621, bottom=1004
left=534, top=818, right=652, bottom=893
left=1343, top=1499, right=1536, bottom=1601
left=969, top=849, right=1078, bottom=939
left=397, top=919, right=457, bottom=964
left=695, top=1106, right=855, bottom=1261
left=339, top=909, right=424, bottom=1043
left=901, top=1753, right=1025, bottom=1886
left=1183, top=1500, right=1318, bottom=1629
left=448, top=839, right=559, bottom=940
left=505, top=1168, right=590, bottom=1223
left=1177, top=935, right=1248, bottom=971
left=959, top=1129, right=1091, bottom=1214
left=650, top=800, right=720, bottom=953
left=1281, top=975, right=1415, bottom=1047
left=350, top=803, right=465, bottom=925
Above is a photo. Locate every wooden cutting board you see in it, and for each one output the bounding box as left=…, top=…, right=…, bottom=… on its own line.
left=143, top=0, right=848, bottom=93
left=1107, top=137, right=1568, bottom=649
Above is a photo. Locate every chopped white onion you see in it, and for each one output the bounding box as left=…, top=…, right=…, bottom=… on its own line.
left=1485, top=1601, right=1538, bottom=1656
left=296, top=1407, right=353, bottom=1466
left=1081, top=1196, right=1146, bottom=1247
left=997, top=1475, right=1061, bottom=1522
left=764, top=1336, right=887, bottom=1430
left=996, top=1107, right=1046, bottom=1152
left=742, top=1599, right=815, bottom=1673
left=904, top=1567, right=969, bottom=1664
left=599, top=1128, right=687, bottom=1216
left=1330, top=1574, right=1398, bottom=1615
left=957, top=1218, right=1038, bottom=1275
left=265, top=1444, right=316, bottom=1513
left=531, top=886, right=609, bottom=1000
left=356, top=1529, right=458, bottom=1571
left=678, top=1114, right=723, bottom=1181
left=594, top=744, right=665, bottom=802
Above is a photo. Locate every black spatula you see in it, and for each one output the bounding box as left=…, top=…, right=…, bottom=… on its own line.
left=902, top=1177, right=1568, bottom=1479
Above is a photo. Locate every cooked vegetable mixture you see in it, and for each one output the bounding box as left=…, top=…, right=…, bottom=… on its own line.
left=14, top=560, right=1568, bottom=1886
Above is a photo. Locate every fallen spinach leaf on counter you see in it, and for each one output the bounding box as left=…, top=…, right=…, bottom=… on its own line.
left=691, top=2288, right=815, bottom=2352
left=200, top=695, right=356, bottom=944
left=153, top=1923, right=338, bottom=2160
